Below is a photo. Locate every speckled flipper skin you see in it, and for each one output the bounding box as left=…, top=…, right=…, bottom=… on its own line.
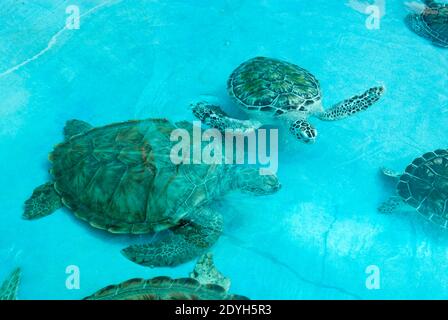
left=289, top=119, right=317, bottom=144
left=122, top=207, right=223, bottom=267
left=318, top=86, right=385, bottom=121
left=190, top=252, right=231, bottom=290
left=378, top=196, right=404, bottom=214
left=192, top=101, right=262, bottom=131
left=23, top=182, right=62, bottom=220
left=0, top=268, right=21, bottom=300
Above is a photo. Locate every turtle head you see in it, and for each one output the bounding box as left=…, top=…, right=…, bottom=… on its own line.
left=289, top=119, right=317, bottom=144
left=235, top=168, right=281, bottom=196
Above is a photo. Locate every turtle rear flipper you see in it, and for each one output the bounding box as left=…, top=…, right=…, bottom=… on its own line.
left=318, top=86, right=385, bottom=121
left=0, top=268, right=21, bottom=300
left=122, top=207, right=223, bottom=267
left=23, top=182, right=62, bottom=220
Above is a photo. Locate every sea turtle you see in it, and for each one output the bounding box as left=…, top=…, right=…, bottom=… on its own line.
left=378, top=149, right=448, bottom=227
left=84, top=253, right=248, bottom=300
left=23, top=119, right=280, bottom=268
left=405, top=0, right=448, bottom=48
left=192, top=56, right=385, bottom=144
left=0, top=268, right=21, bottom=300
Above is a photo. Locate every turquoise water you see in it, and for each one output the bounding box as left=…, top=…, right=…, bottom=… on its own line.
left=1, top=0, right=448, bottom=300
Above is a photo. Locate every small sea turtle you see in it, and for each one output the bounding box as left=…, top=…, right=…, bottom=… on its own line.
left=192, top=56, right=385, bottom=144
left=0, top=268, right=21, bottom=300
left=405, top=0, right=448, bottom=48
left=84, top=253, right=248, bottom=300
left=24, top=119, right=280, bottom=267
left=379, top=149, right=448, bottom=227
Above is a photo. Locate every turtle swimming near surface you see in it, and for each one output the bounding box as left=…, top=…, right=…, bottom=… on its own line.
left=24, top=118, right=280, bottom=268
left=192, top=56, right=385, bottom=144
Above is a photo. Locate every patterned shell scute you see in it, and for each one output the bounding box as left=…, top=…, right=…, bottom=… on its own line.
left=84, top=277, right=249, bottom=300
left=421, top=5, right=448, bottom=46
left=397, top=149, right=448, bottom=227
left=50, top=119, right=188, bottom=234
left=228, top=57, right=321, bottom=114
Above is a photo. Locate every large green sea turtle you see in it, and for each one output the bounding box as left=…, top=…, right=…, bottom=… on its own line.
left=84, top=253, right=248, bottom=300
left=406, top=0, right=448, bottom=48
left=379, top=149, right=448, bottom=227
left=193, top=56, right=385, bottom=144
left=24, top=119, right=280, bottom=267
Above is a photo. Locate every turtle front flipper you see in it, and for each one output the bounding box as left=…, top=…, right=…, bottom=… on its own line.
left=378, top=196, right=406, bottom=214
left=192, top=102, right=262, bottom=131
left=318, top=86, right=385, bottom=121
left=23, top=182, right=62, bottom=220
left=122, top=207, right=223, bottom=267
left=63, top=119, right=93, bottom=140
left=0, top=268, right=21, bottom=300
